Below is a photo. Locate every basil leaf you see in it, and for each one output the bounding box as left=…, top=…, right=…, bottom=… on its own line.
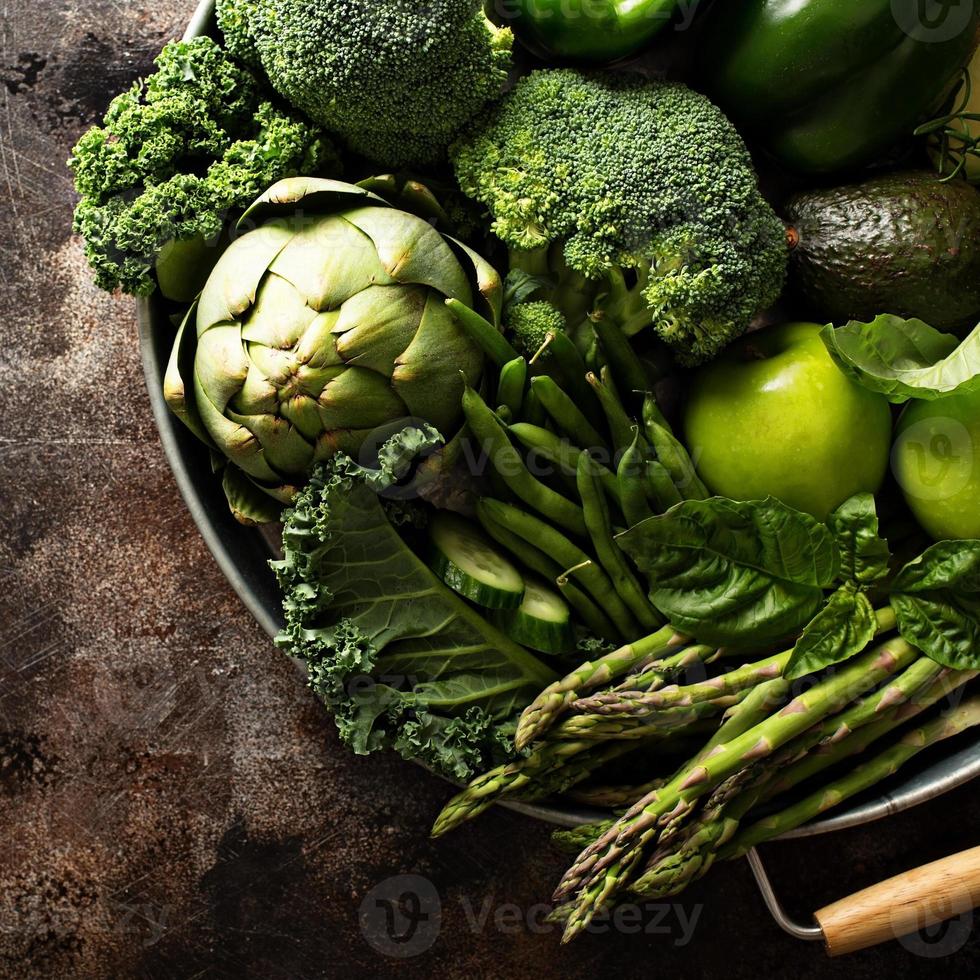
left=828, top=493, right=891, bottom=587
left=821, top=316, right=980, bottom=403
left=891, top=541, right=980, bottom=670
left=618, top=497, right=838, bottom=646
left=892, top=541, right=980, bottom=593
left=785, top=587, right=878, bottom=680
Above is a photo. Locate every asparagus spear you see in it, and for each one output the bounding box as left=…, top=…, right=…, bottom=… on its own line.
left=752, top=666, right=976, bottom=807
left=724, top=691, right=980, bottom=858
left=588, top=643, right=722, bottom=700
left=630, top=662, right=971, bottom=899
left=566, top=780, right=665, bottom=809
left=431, top=739, right=631, bottom=838
left=578, top=607, right=897, bottom=717
left=554, top=638, right=919, bottom=941
left=552, top=697, right=744, bottom=742
left=513, top=625, right=689, bottom=749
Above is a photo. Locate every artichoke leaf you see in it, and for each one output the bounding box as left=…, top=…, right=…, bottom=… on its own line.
left=239, top=176, right=388, bottom=228
left=163, top=302, right=215, bottom=448
left=343, top=205, right=473, bottom=305
left=449, top=235, right=504, bottom=328
left=196, top=219, right=294, bottom=331
left=317, top=366, right=408, bottom=431
left=393, top=293, right=484, bottom=433
left=268, top=213, right=394, bottom=311
left=222, top=465, right=286, bottom=526
left=332, top=284, right=427, bottom=375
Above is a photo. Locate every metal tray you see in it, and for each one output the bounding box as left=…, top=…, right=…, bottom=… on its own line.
left=139, top=0, right=980, bottom=839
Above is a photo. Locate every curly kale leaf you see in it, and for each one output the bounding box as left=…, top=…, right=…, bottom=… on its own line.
left=69, top=36, right=340, bottom=296
left=273, top=426, right=556, bottom=780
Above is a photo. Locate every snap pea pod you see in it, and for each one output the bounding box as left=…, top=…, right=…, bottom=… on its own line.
left=445, top=298, right=518, bottom=367
left=477, top=498, right=639, bottom=639
left=646, top=459, right=683, bottom=512
left=542, top=330, right=605, bottom=429
left=577, top=453, right=662, bottom=631
left=642, top=393, right=709, bottom=500
left=617, top=429, right=654, bottom=528
left=531, top=376, right=607, bottom=450
left=509, top=423, right=622, bottom=508
left=523, top=383, right=550, bottom=428
left=463, top=385, right=587, bottom=537
left=587, top=371, right=634, bottom=454
left=477, top=501, right=619, bottom=643
left=496, top=357, right=528, bottom=417
left=591, top=313, right=649, bottom=405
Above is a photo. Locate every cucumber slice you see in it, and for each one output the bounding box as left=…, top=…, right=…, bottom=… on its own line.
left=495, top=578, right=575, bottom=655
left=429, top=513, right=525, bottom=610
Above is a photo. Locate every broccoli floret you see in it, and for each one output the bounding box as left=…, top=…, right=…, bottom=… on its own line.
left=215, top=0, right=263, bottom=68
left=451, top=69, right=788, bottom=365
left=69, top=37, right=340, bottom=296
left=507, top=301, right=568, bottom=357
left=231, top=0, right=512, bottom=167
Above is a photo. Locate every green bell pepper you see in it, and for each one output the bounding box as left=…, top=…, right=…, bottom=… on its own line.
left=495, top=0, right=688, bottom=64
left=701, top=0, right=980, bottom=175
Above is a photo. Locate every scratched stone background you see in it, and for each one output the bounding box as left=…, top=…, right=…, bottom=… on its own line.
left=2, top=1, right=980, bottom=977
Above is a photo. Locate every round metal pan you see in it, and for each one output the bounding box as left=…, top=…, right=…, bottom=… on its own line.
left=139, top=0, right=980, bottom=837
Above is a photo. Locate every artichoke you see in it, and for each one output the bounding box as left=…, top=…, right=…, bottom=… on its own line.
left=165, top=177, right=502, bottom=524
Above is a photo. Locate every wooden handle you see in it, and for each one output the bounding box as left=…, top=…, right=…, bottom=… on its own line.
left=815, top=845, right=980, bottom=956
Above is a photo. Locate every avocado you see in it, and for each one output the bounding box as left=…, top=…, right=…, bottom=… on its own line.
left=785, top=172, right=980, bottom=333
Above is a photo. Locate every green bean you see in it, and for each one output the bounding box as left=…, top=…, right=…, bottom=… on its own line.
left=445, top=298, right=518, bottom=367
left=477, top=499, right=638, bottom=639
left=463, top=385, right=587, bottom=536
left=641, top=393, right=709, bottom=500
left=477, top=506, right=619, bottom=643
left=618, top=429, right=655, bottom=528
left=646, top=459, right=684, bottom=512
left=530, top=376, right=607, bottom=450
left=495, top=405, right=513, bottom=424
left=546, top=330, right=605, bottom=427
left=592, top=314, right=650, bottom=403
left=496, top=357, right=527, bottom=417
left=587, top=371, right=634, bottom=454
left=576, top=453, right=663, bottom=631
left=509, top=423, right=622, bottom=508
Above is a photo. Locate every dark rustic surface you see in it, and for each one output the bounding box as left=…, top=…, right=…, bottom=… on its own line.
left=2, top=1, right=980, bottom=976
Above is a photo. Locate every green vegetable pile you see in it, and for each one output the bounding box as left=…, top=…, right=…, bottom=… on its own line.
left=70, top=0, right=980, bottom=950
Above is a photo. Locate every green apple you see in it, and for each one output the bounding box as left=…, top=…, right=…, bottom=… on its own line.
left=893, top=386, right=980, bottom=540
left=684, top=322, right=893, bottom=520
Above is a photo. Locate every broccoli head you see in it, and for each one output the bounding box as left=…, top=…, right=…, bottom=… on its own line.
left=221, top=0, right=512, bottom=167
left=451, top=69, right=788, bottom=365
left=69, top=37, right=340, bottom=297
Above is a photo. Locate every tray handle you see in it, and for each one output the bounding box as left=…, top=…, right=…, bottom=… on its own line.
left=815, top=844, right=980, bottom=956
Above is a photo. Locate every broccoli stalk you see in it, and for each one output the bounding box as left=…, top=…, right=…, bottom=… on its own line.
left=218, top=0, right=513, bottom=167
left=69, top=37, right=340, bottom=298
left=451, top=69, right=788, bottom=365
